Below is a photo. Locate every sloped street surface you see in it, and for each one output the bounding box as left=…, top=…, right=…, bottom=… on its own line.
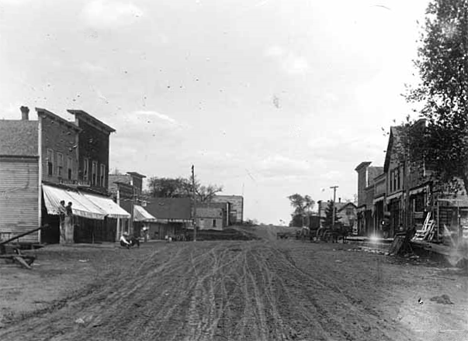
left=1, top=229, right=468, bottom=340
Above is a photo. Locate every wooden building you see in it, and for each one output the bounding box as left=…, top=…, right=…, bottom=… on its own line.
left=0, top=107, right=129, bottom=244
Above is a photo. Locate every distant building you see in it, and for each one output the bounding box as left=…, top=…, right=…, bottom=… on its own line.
left=108, top=171, right=155, bottom=239
left=212, top=195, right=244, bottom=225
left=195, top=202, right=229, bottom=230
left=144, top=197, right=192, bottom=239
left=316, top=199, right=357, bottom=230
left=355, top=161, right=384, bottom=236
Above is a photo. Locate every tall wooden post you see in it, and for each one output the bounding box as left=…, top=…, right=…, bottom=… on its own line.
left=192, top=165, right=197, bottom=242
left=330, top=186, right=338, bottom=228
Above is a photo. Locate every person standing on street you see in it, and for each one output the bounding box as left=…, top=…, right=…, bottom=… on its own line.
left=142, top=226, right=149, bottom=243
left=64, top=202, right=74, bottom=244
left=58, top=200, right=67, bottom=244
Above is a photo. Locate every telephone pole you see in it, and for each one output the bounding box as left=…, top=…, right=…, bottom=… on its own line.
left=192, top=165, right=197, bottom=242
left=330, top=185, right=339, bottom=228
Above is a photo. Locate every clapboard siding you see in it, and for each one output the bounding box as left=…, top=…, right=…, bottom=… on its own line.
left=0, top=157, right=39, bottom=243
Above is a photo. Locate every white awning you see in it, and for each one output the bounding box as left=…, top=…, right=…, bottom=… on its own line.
left=42, top=184, right=106, bottom=220
left=409, top=186, right=428, bottom=196
left=386, top=191, right=403, bottom=203
left=134, top=205, right=156, bottom=222
left=82, top=193, right=130, bottom=219
left=373, top=195, right=385, bottom=204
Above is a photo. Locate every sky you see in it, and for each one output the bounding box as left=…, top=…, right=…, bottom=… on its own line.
left=0, top=0, right=430, bottom=225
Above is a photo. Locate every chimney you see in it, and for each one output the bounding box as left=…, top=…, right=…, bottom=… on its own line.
left=20, top=106, right=29, bottom=120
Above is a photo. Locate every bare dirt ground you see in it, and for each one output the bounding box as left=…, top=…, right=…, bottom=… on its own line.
left=1, top=225, right=468, bottom=341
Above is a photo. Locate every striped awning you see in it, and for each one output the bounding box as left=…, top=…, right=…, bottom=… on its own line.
left=82, top=193, right=130, bottom=219
left=134, top=205, right=156, bottom=222
left=42, top=184, right=106, bottom=220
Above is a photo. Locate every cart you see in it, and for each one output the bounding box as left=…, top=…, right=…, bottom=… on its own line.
left=0, top=225, right=49, bottom=269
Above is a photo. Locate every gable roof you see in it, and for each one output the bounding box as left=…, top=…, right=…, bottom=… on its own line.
left=336, top=202, right=357, bottom=213
left=384, top=126, right=403, bottom=172
left=145, top=197, right=192, bottom=221
left=0, top=120, right=38, bottom=156
left=317, top=200, right=356, bottom=217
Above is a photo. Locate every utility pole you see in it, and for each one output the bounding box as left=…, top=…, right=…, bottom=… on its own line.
left=130, top=186, right=135, bottom=236
left=192, top=165, right=197, bottom=242
left=330, top=186, right=339, bottom=228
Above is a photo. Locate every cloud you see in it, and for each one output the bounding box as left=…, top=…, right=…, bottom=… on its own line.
left=81, top=0, right=143, bottom=29
left=79, top=61, right=108, bottom=75
left=109, top=110, right=189, bottom=174
left=111, top=110, right=187, bottom=145
left=0, top=0, right=32, bottom=5
left=129, top=110, right=181, bottom=128
left=257, top=154, right=311, bottom=178
left=265, top=45, right=310, bottom=75
left=0, top=102, right=27, bottom=119
left=265, top=45, right=284, bottom=57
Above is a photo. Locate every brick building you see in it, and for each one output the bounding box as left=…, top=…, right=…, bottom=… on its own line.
left=68, top=109, right=115, bottom=195
left=355, top=161, right=384, bottom=236
left=0, top=107, right=129, bottom=244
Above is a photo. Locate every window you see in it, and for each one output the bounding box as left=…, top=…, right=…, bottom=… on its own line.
left=83, top=158, right=89, bottom=181
left=67, top=157, right=73, bottom=180
left=393, top=170, right=397, bottom=191
left=47, top=149, right=54, bottom=176
left=92, top=161, right=97, bottom=185
left=213, top=219, right=217, bottom=228
left=57, top=153, right=63, bottom=177
left=100, top=164, right=106, bottom=187
left=397, top=167, right=401, bottom=190
left=346, top=208, right=353, bottom=216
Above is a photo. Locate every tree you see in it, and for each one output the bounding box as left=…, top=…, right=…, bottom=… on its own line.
left=147, top=177, right=191, bottom=198
left=147, top=176, right=223, bottom=202
left=403, top=0, right=468, bottom=195
left=195, top=184, right=223, bottom=202
left=321, top=200, right=341, bottom=229
left=287, top=194, right=315, bottom=227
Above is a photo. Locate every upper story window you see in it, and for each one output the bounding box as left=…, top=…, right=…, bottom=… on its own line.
left=67, top=157, right=73, bottom=180
left=47, top=149, right=54, bottom=176
left=92, top=161, right=98, bottom=186
left=83, top=158, right=89, bottom=181
left=57, top=153, right=63, bottom=177
left=100, top=164, right=106, bottom=187
left=389, top=167, right=402, bottom=193
left=346, top=208, right=353, bottom=216
left=397, top=167, right=401, bottom=189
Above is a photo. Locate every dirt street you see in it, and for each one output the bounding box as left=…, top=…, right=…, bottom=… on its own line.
left=1, top=227, right=468, bottom=341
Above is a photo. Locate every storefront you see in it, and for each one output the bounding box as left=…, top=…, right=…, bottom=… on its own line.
left=41, top=184, right=130, bottom=243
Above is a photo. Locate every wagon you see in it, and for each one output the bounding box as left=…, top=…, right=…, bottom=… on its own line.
left=0, top=225, right=48, bottom=269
